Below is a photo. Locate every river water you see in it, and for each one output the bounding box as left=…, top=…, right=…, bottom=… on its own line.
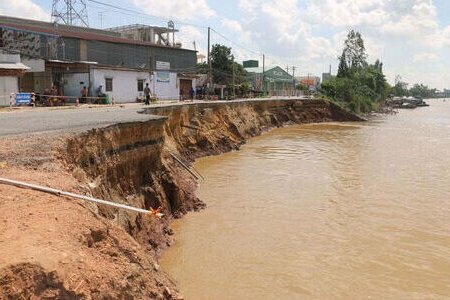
left=160, top=100, right=450, bottom=299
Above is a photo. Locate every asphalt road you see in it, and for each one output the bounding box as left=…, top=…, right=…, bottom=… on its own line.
left=0, top=104, right=158, bottom=137
left=0, top=97, right=308, bottom=137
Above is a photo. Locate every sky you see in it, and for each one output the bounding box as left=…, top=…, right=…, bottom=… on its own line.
left=1, top=0, right=450, bottom=89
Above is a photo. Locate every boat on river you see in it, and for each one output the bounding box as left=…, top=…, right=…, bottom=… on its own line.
left=386, top=96, right=429, bottom=108
left=400, top=102, right=417, bottom=109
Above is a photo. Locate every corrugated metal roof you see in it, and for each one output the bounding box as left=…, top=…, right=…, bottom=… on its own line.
left=0, top=22, right=195, bottom=52
left=244, top=66, right=277, bottom=73
left=0, top=63, right=30, bottom=70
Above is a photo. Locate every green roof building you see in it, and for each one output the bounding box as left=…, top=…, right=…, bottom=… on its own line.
left=245, top=66, right=295, bottom=93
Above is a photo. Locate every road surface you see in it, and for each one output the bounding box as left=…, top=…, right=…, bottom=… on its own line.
left=0, top=104, right=160, bottom=137
left=0, top=97, right=308, bottom=137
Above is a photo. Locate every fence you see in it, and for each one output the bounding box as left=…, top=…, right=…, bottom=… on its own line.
left=1, top=93, right=116, bottom=107
left=268, top=90, right=304, bottom=97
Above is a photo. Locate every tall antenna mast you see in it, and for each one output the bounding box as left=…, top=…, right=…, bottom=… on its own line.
left=52, top=0, right=89, bottom=27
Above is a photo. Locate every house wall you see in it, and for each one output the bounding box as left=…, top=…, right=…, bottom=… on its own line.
left=64, top=73, right=89, bottom=98
left=0, top=76, right=18, bottom=106
left=85, top=40, right=196, bottom=71
left=90, top=68, right=150, bottom=103
left=151, top=72, right=178, bottom=100
left=33, top=71, right=53, bottom=94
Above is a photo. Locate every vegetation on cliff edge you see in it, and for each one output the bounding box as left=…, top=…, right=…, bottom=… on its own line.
left=321, top=30, right=390, bottom=114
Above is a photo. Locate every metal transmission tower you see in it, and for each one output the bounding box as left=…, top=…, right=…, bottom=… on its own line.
left=51, top=0, right=89, bottom=27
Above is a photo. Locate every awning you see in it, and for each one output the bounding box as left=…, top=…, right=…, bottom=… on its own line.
left=0, top=63, right=30, bottom=70
left=47, top=60, right=98, bottom=65
left=178, top=72, right=199, bottom=79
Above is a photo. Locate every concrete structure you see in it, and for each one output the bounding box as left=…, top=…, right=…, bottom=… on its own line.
left=107, top=24, right=179, bottom=47
left=297, top=75, right=321, bottom=92
left=0, top=16, right=197, bottom=102
left=0, top=49, right=29, bottom=105
left=322, top=72, right=333, bottom=83
left=245, top=66, right=295, bottom=93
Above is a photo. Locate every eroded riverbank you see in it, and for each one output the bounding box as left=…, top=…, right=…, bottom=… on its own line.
left=161, top=100, right=450, bottom=299
left=0, top=98, right=362, bottom=298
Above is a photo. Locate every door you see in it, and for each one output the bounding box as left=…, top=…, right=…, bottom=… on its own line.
left=180, top=79, right=192, bottom=98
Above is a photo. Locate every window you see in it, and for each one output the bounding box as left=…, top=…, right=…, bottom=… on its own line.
left=105, top=78, right=113, bottom=92
left=137, top=79, right=144, bottom=92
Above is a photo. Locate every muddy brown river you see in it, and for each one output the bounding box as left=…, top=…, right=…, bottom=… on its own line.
left=160, top=100, right=450, bottom=299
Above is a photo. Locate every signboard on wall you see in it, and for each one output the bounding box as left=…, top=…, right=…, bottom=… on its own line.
left=156, top=61, right=170, bottom=70
left=157, top=71, right=170, bottom=83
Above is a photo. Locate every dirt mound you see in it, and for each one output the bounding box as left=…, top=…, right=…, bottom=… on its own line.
left=0, top=165, right=180, bottom=299
left=0, top=263, right=80, bottom=299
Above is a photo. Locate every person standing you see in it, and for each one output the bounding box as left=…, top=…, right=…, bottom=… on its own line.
left=189, top=86, right=195, bottom=101
left=179, top=88, right=184, bottom=101
left=80, top=86, right=88, bottom=104
left=144, top=83, right=151, bottom=105
left=96, top=85, right=104, bottom=104
left=50, top=85, right=58, bottom=106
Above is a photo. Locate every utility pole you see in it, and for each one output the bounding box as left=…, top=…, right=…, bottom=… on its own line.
left=232, top=56, right=236, bottom=98
left=98, top=11, right=107, bottom=28
left=292, top=66, right=296, bottom=94
left=207, top=27, right=212, bottom=95
left=286, top=66, right=289, bottom=73
left=262, top=54, right=265, bottom=95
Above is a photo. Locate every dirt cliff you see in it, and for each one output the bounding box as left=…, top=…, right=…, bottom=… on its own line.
left=0, top=99, right=362, bottom=299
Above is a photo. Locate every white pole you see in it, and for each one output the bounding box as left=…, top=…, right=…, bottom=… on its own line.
left=0, top=177, right=159, bottom=215
left=9, top=93, right=14, bottom=110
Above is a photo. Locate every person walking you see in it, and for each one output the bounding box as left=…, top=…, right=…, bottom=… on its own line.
left=144, top=83, right=151, bottom=105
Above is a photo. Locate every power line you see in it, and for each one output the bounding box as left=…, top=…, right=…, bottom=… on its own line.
left=210, top=28, right=262, bottom=56
left=86, top=0, right=207, bottom=29
left=86, top=0, right=269, bottom=64
left=77, top=0, right=283, bottom=74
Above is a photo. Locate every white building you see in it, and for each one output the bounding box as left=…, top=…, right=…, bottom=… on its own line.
left=0, top=50, right=29, bottom=106
left=0, top=17, right=198, bottom=103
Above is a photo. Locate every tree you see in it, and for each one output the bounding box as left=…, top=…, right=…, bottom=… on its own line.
left=210, top=44, right=247, bottom=85
left=321, top=30, right=389, bottom=113
left=337, top=52, right=349, bottom=78
left=409, top=83, right=436, bottom=98
left=393, top=75, right=409, bottom=97
left=196, top=62, right=208, bottom=74
left=341, top=30, right=368, bottom=71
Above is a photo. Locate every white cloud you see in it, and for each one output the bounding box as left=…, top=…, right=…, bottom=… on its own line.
left=413, top=52, right=438, bottom=62
left=231, top=0, right=450, bottom=88
left=133, top=0, right=215, bottom=21
left=304, top=0, right=389, bottom=27
left=235, top=0, right=339, bottom=75
left=177, top=25, right=204, bottom=51
left=220, top=18, right=252, bottom=44
left=0, top=0, right=50, bottom=21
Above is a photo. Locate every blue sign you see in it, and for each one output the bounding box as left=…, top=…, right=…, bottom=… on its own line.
left=157, top=71, right=170, bottom=83
left=15, top=93, right=32, bottom=105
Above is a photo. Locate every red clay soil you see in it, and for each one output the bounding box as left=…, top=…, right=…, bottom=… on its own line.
left=0, top=134, right=181, bottom=299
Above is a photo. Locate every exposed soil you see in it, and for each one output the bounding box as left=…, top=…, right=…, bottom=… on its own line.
left=0, top=99, right=362, bottom=299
